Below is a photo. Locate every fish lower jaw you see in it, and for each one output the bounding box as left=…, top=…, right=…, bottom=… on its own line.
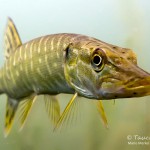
left=100, top=84, right=150, bottom=100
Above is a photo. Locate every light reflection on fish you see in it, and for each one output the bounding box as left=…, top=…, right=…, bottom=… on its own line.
left=0, top=18, right=150, bottom=137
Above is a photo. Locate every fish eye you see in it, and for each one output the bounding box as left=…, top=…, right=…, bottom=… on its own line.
left=91, top=48, right=106, bottom=72
left=92, top=54, right=102, bottom=66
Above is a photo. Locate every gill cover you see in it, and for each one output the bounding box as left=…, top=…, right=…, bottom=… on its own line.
left=64, top=42, right=109, bottom=99
left=64, top=43, right=96, bottom=98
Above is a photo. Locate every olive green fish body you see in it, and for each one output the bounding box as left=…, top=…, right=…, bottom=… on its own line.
left=1, top=18, right=150, bottom=137
left=0, top=34, right=75, bottom=98
left=0, top=33, right=104, bottom=99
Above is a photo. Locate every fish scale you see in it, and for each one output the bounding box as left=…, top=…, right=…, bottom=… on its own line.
left=0, top=18, right=150, bottom=137
left=1, top=34, right=76, bottom=98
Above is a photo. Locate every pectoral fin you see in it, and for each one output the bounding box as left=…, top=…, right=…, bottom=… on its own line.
left=44, top=95, right=60, bottom=125
left=18, top=95, right=37, bottom=130
left=95, top=100, right=108, bottom=128
left=54, top=93, right=78, bottom=131
left=4, top=97, right=19, bottom=137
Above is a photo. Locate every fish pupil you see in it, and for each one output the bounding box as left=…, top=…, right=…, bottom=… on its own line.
left=93, top=55, right=102, bottom=66
left=65, top=46, right=70, bottom=59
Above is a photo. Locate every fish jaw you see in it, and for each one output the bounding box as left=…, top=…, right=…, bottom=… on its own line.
left=99, top=64, right=150, bottom=100
left=100, top=79, right=150, bottom=99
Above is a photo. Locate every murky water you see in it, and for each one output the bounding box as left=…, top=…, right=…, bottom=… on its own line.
left=0, top=0, right=150, bottom=150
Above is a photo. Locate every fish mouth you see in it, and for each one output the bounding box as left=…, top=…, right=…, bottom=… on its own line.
left=125, top=77, right=150, bottom=95
left=125, top=77, right=150, bottom=88
left=100, top=76, right=150, bottom=99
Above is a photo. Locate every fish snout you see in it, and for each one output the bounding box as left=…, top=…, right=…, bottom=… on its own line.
left=99, top=65, right=150, bottom=99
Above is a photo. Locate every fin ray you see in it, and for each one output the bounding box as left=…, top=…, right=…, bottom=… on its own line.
left=95, top=100, right=108, bottom=128
left=4, top=97, right=19, bottom=137
left=44, top=95, right=60, bottom=125
left=18, top=95, right=37, bottom=130
left=54, top=93, right=78, bottom=131
left=4, top=18, right=22, bottom=59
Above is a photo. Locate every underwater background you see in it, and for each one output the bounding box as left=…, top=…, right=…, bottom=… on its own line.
left=0, top=0, right=150, bottom=150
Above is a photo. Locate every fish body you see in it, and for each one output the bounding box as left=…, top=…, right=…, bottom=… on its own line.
left=0, top=18, right=150, bottom=136
left=0, top=33, right=77, bottom=98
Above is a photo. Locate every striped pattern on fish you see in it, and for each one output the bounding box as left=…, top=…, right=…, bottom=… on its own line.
left=0, top=18, right=150, bottom=137
left=1, top=34, right=92, bottom=98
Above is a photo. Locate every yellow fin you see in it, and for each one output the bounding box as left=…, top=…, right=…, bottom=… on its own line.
left=54, top=93, right=78, bottom=131
left=4, top=97, right=19, bottom=137
left=44, top=95, right=60, bottom=125
left=4, top=18, right=22, bottom=59
left=18, top=95, right=37, bottom=130
left=95, top=100, right=108, bottom=128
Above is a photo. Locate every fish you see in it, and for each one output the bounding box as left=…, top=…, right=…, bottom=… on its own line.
left=0, top=18, right=150, bottom=137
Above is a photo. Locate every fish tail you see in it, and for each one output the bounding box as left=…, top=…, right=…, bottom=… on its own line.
left=0, top=18, right=22, bottom=137
left=1, top=18, right=36, bottom=137
left=0, top=17, right=22, bottom=94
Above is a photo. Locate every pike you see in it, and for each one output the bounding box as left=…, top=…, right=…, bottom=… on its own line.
left=0, top=18, right=150, bottom=136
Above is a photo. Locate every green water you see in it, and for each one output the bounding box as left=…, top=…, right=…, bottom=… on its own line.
left=0, top=0, right=150, bottom=150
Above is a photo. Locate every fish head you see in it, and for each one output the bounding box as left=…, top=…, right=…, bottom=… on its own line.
left=64, top=40, right=150, bottom=100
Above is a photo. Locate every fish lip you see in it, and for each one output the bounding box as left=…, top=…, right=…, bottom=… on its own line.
left=100, top=77, right=150, bottom=98
left=101, top=77, right=150, bottom=90
left=125, top=77, right=150, bottom=88
left=119, top=77, right=150, bottom=97
left=100, top=84, right=150, bottom=99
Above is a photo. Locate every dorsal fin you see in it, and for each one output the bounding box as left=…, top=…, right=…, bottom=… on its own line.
left=4, top=17, right=22, bottom=59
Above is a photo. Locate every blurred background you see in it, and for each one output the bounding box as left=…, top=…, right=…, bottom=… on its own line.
left=0, top=0, right=150, bottom=150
